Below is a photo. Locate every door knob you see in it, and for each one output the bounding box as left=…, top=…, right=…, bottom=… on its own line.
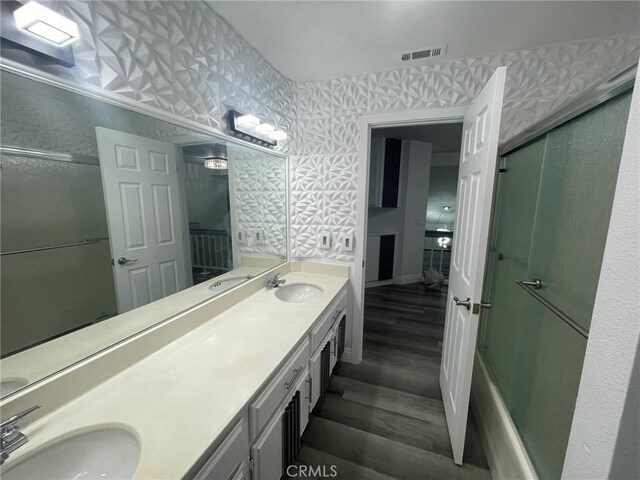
left=453, top=296, right=472, bottom=310
left=117, top=257, right=138, bottom=265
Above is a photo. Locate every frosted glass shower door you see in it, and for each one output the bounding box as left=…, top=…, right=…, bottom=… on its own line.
left=480, top=90, right=632, bottom=480
left=527, top=93, right=633, bottom=331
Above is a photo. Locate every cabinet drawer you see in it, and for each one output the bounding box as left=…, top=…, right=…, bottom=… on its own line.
left=310, top=290, right=347, bottom=353
left=194, top=417, right=248, bottom=480
left=250, top=339, right=310, bottom=440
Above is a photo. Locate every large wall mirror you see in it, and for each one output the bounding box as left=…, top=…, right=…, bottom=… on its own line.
left=0, top=69, right=287, bottom=398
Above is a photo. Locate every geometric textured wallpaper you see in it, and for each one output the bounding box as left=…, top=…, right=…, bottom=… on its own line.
left=291, top=33, right=640, bottom=262
left=1, top=3, right=638, bottom=266
left=0, top=0, right=297, bottom=153
left=229, top=147, right=287, bottom=259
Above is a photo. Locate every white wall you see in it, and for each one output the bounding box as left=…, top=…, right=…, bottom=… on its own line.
left=291, top=34, right=639, bottom=264
left=366, top=140, right=431, bottom=282
left=562, top=72, right=640, bottom=479
left=399, top=141, right=432, bottom=281
left=1, top=0, right=296, bottom=152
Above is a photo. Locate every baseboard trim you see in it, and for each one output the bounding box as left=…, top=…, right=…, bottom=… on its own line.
left=340, top=347, right=357, bottom=365
left=365, top=279, right=394, bottom=288
left=471, top=350, right=538, bottom=480
left=394, top=274, right=424, bottom=285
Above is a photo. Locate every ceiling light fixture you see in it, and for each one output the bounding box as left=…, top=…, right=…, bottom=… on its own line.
left=203, top=157, right=228, bottom=170
left=442, top=206, right=451, bottom=211
left=14, top=1, right=79, bottom=47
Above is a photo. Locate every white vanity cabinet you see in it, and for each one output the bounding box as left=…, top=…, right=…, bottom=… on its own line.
left=193, top=418, right=249, bottom=480
left=308, top=291, right=347, bottom=411
left=250, top=366, right=311, bottom=480
left=195, top=285, right=349, bottom=480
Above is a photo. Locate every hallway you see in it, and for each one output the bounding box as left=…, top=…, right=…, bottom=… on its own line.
left=298, top=283, right=491, bottom=479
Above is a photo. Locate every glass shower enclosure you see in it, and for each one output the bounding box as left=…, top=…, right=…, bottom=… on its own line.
left=478, top=90, right=633, bottom=479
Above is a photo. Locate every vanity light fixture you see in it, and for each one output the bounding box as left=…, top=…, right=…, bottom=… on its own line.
left=255, top=123, right=275, bottom=136
left=270, top=130, right=287, bottom=141
left=14, top=1, right=79, bottom=47
left=228, top=110, right=287, bottom=147
left=236, top=114, right=260, bottom=129
left=203, top=156, right=228, bottom=170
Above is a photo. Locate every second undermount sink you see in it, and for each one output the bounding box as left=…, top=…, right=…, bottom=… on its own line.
left=4, top=428, right=140, bottom=480
left=275, top=283, right=324, bottom=303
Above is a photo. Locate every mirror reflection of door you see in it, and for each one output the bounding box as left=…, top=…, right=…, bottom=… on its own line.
left=96, top=128, right=187, bottom=313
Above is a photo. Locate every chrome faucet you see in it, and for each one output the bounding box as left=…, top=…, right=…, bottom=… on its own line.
left=265, top=273, right=286, bottom=289
left=1, top=404, right=41, bottom=465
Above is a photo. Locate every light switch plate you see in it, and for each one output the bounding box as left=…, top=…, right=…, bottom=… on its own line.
left=237, top=230, right=247, bottom=245
left=254, top=229, right=265, bottom=245
left=319, top=231, right=331, bottom=249
left=342, top=233, right=354, bottom=252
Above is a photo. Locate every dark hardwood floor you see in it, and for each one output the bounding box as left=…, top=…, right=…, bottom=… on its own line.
left=298, top=282, right=492, bottom=480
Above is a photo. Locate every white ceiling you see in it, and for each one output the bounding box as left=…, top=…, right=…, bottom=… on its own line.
left=210, top=1, right=640, bottom=81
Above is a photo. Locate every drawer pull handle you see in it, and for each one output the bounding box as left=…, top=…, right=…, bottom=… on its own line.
left=306, top=377, right=313, bottom=401
left=285, top=367, right=302, bottom=390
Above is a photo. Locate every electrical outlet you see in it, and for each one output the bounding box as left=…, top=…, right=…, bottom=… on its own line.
left=342, top=233, right=354, bottom=252
left=319, top=231, right=331, bottom=249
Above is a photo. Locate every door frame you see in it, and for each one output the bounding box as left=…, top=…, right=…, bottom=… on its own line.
left=350, top=106, right=468, bottom=364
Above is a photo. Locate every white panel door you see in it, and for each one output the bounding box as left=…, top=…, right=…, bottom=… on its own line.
left=96, top=128, right=187, bottom=313
left=440, top=67, right=506, bottom=465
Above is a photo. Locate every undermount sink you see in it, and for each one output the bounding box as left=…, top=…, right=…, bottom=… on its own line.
left=4, top=428, right=140, bottom=480
left=0, top=379, right=27, bottom=397
left=275, top=283, right=324, bottom=303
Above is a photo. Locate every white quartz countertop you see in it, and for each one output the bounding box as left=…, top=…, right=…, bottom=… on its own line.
left=4, top=270, right=348, bottom=479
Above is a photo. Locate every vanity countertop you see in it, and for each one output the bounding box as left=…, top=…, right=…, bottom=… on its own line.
left=3, top=268, right=348, bottom=479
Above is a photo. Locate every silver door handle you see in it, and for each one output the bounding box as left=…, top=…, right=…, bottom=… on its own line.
left=519, top=279, right=542, bottom=290
left=453, top=296, right=472, bottom=310
left=117, top=257, right=138, bottom=265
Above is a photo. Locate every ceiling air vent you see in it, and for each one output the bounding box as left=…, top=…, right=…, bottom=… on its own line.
left=400, top=43, right=448, bottom=63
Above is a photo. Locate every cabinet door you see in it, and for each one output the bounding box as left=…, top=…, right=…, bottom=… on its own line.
left=251, top=412, right=283, bottom=480
left=194, top=419, right=248, bottom=480
left=291, top=368, right=311, bottom=435
left=309, top=347, right=323, bottom=410
left=330, top=328, right=338, bottom=372
left=230, top=461, right=248, bottom=480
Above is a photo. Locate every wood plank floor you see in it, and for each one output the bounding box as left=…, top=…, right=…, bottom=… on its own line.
left=298, top=283, right=491, bottom=480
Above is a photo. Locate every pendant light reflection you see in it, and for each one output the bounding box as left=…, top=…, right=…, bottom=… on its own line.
left=437, top=228, right=451, bottom=248
left=203, top=157, right=228, bottom=171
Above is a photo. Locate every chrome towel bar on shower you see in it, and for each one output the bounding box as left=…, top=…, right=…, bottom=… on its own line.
left=515, top=279, right=589, bottom=340
left=0, top=237, right=109, bottom=256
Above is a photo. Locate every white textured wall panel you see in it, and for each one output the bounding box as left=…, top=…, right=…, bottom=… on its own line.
left=1, top=0, right=296, bottom=152
left=291, top=34, right=640, bottom=261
